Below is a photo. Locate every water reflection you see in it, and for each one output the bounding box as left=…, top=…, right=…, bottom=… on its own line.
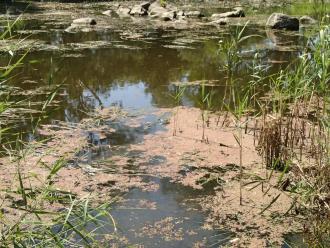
left=0, top=18, right=304, bottom=136
left=111, top=177, right=233, bottom=247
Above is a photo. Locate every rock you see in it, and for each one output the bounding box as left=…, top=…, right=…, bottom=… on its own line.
left=72, top=17, right=96, bottom=25
left=149, top=1, right=177, bottom=20
left=266, top=13, right=299, bottom=31
left=140, top=1, right=151, bottom=11
left=116, top=6, right=131, bottom=17
left=185, top=11, right=204, bottom=18
left=210, top=18, right=228, bottom=25
left=211, top=7, right=245, bottom=19
left=229, top=238, right=240, bottom=244
left=149, top=1, right=168, bottom=17
left=300, top=15, right=317, bottom=25
left=66, top=17, right=97, bottom=33
left=177, top=10, right=185, bottom=18
left=161, top=11, right=177, bottom=21
left=102, top=10, right=112, bottom=16
left=130, top=4, right=148, bottom=16
left=148, top=1, right=162, bottom=11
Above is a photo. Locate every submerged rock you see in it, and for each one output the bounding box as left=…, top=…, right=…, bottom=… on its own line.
left=266, top=13, right=299, bottom=31
left=72, top=17, right=96, bottom=25
left=211, top=7, right=245, bottom=19
left=300, top=15, right=317, bottom=25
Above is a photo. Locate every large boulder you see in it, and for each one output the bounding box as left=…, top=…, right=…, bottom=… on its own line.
left=266, top=13, right=299, bottom=31
left=211, top=7, right=245, bottom=19
left=72, top=17, right=96, bottom=25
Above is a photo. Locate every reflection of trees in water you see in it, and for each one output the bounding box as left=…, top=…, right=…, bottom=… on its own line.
left=2, top=29, right=305, bottom=121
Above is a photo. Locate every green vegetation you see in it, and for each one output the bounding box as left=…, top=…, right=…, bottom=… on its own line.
left=217, top=17, right=330, bottom=246
left=0, top=19, right=116, bottom=248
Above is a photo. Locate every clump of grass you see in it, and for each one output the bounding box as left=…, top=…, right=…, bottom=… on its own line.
left=216, top=15, right=329, bottom=245
left=0, top=20, right=117, bottom=247
left=0, top=154, right=116, bottom=247
left=249, top=21, right=330, bottom=245
left=218, top=21, right=261, bottom=76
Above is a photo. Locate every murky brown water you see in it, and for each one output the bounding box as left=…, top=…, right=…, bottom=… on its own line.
left=0, top=2, right=311, bottom=246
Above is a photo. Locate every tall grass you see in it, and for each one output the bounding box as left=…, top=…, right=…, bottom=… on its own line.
left=255, top=28, right=329, bottom=245
left=218, top=17, right=329, bottom=245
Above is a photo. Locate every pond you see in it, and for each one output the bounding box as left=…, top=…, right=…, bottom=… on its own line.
left=0, top=1, right=317, bottom=246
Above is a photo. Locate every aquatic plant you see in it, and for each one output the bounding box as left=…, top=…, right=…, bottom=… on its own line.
left=224, top=84, right=251, bottom=205
left=159, top=0, right=167, bottom=8
left=249, top=22, right=330, bottom=245
left=198, top=83, right=213, bottom=143
left=215, top=16, right=330, bottom=243
left=169, top=84, right=186, bottom=136
left=218, top=21, right=261, bottom=76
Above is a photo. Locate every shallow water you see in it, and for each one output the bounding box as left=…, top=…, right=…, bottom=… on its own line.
left=0, top=4, right=310, bottom=246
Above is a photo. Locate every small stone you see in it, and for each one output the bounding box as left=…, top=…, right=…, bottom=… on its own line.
left=229, top=238, right=240, bottom=244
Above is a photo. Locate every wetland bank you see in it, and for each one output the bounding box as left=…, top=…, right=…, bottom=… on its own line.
left=0, top=0, right=329, bottom=247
